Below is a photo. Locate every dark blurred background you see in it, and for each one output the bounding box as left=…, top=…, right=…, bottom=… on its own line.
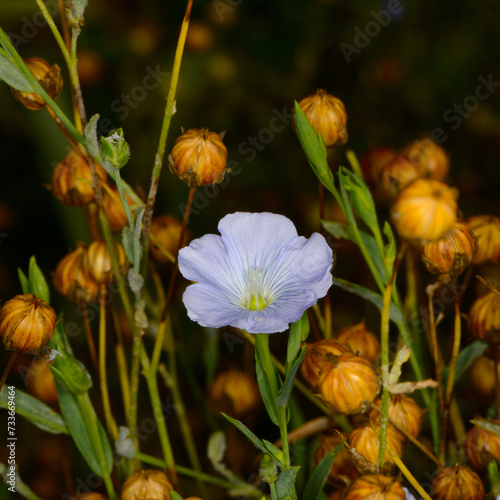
left=0, top=0, right=499, bottom=498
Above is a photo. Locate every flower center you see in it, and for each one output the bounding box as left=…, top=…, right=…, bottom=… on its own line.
left=243, top=267, right=270, bottom=311
left=248, top=295, right=267, bottom=311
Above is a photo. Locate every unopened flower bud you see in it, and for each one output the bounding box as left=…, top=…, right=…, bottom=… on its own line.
left=169, top=128, right=228, bottom=187
left=344, top=474, right=406, bottom=500
left=464, top=420, right=500, bottom=470
left=11, top=57, right=63, bottom=110
left=467, top=215, right=500, bottom=265
left=296, top=89, right=348, bottom=148
left=0, top=294, right=56, bottom=354
left=100, top=128, right=130, bottom=170
left=259, top=454, right=278, bottom=484
left=317, top=352, right=379, bottom=415
left=335, top=320, right=380, bottom=364
left=149, top=215, right=189, bottom=264
left=391, top=179, right=458, bottom=242
left=301, top=339, right=349, bottom=387
left=420, top=219, right=477, bottom=276
left=87, top=239, right=127, bottom=285
left=402, top=137, right=449, bottom=181
left=431, top=464, right=484, bottom=500
left=469, top=290, right=500, bottom=342
left=121, top=470, right=172, bottom=500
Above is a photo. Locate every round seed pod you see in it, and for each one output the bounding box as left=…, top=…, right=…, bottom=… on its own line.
left=336, top=320, right=380, bottom=364
left=402, top=137, right=450, bottom=181
left=301, top=339, right=349, bottom=387
left=149, top=215, right=188, bottom=264
left=52, top=150, right=107, bottom=207
left=469, top=290, right=500, bottom=342
left=314, top=433, right=359, bottom=487
left=29, top=358, right=58, bottom=404
left=169, top=128, right=228, bottom=187
left=467, top=215, right=500, bottom=265
left=0, top=294, right=56, bottom=354
left=391, top=179, right=458, bottom=242
left=349, top=419, right=404, bottom=467
left=376, top=154, right=421, bottom=204
left=78, top=494, right=108, bottom=500
left=344, top=474, right=406, bottom=500
left=121, top=470, right=172, bottom=500
left=296, top=89, right=348, bottom=148
left=369, top=394, right=425, bottom=439
left=209, top=368, right=259, bottom=417
left=469, top=354, right=500, bottom=398
left=87, top=239, right=127, bottom=285
left=431, top=464, right=484, bottom=500
left=420, top=219, right=477, bottom=276
left=11, top=57, right=63, bottom=110
left=102, top=185, right=135, bottom=233
left=54, top=246, right=100, bottom=303
left=464, top=420, right=500, bottom=470
left=317, top=353, right=379, bottom=415
left=360, top=146, right=397, bottom=187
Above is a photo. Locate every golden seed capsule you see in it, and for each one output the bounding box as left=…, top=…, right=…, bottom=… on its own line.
left=349, top=419, right=404, bottom=467
left=78, top=493, right=108, bottom=500
left=369, top=394, right=424, bottom=439
left=169, top=128, right=228, bottom=187
left=0, top=294, right=56, bottom=354
left=297, top=89, right=348, bottom=148
left=11, top=57, right=63, bottom=110
left=420, top=219, right=477, bottom=276
left=336, top=320, right=380, bottom=364
left=464, top=420, right=500, bottom=470
left=301, top=339, right=350, bottom=387
left=102, top=185, right=134, bottom=233
left=121, top=470, right=173, bottom=500
left=469, top=290, right=500, bottom=342
left=52, top=150, right=107, bottom=207
left=467, top=215, right=500, bottom=265
left=209, top=368, right=260, bottom=416
left=318, top=353, right=379, bottom=415
left=149, top=215, right=188, bottom=264
left=360, top=146, right=397, bottom=187
left=469, top=354, right=500, bottom=398
left=29, top=358, right=58, bottom=404
left=391, top=179, right=458, bottom=242
left=87, top=239, right=127, bottom=285
left=54, top=246, right=100, bottom=303
left=402, top=137, right=450, bottom=181
left=376, top=154, right=421, bottom=204
left=431, top=464, right=484, bottom=500
left=344, top=474, right=406, bottom=500
left=314, top=433, right=359, bottom=487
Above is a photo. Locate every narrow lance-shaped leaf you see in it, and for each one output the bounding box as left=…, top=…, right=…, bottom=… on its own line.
left=28, top=255, right=50, bottom=304
left=221, top=413, right=269, bottom=455
left=275, top=467, right=300, bottom=499
left=0, top=52, right=34, bottom=92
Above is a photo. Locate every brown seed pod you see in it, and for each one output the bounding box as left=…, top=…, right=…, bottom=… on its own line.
left=420, top=219, right=477, bottom=276
left=28, top=358, right=58, bottom=404
left=169, top=128, right=228, bottom=187
left=52, top=150, right=107, bottom=207
left=335, top=320, right=380, bottom=364
left=467, top=215, right=500, bottom=265
left=296, top=89, right=348, bottom=148
left=209, top=368, right=260, bottom=416
left=431, top=464, right=484, bottom=500
left=11, top=57, right=63, bottom=110
left=469, top=290, right=500, bottom=342
left=102, top=185, right=135, bottom=233
left=78, top=493, right=108, bottom=500
left=391, top=179, right=458, bottom=242
left=301, top=339, right=349, bottom=387
left=314, top=433, right=359, bottom=487
left=149, top=215, right=189, bottom=264
left=469, top=354, right=500, bottom=398
left=360, top=146, right=397, bottom=187
left=317, top=353, right=379, bottom=415
left=349, top=419, right=404, bottom=467
left=54, top=246, right=100, bottom=303
left=87, top=239, right=127, bottom=285
left=121, top=469, right=173, bottom=500
left=402, top=137, right=450, bottom=181
left=464, top=420, right=500, bottom=470
left=376, top=153, right=421, bottom=204
left=0, top=294, right=56, bottom=354
left=344, top=473, right=406, bottom=500
left=369, top=394, right=425, bottom=439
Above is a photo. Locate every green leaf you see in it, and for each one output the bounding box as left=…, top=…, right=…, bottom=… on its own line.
left=441, top=340, right=488, bottom=388
left=262, top=439, right=284, bottom=465
left=55, top=379, right=112, bottom=476
left=470, top=419, right=500, bottom=437
left=18, top=268, right=30, bottom=294
left=275, top=467, right=300, bottom=499
left=47, top=319, right=71, bottom=355
left=0, top=53, right=34, bottom=92
left=321, top=220, right=352, bottom=240
left=28, top=256, right=50, bottom=304
left=286, top=312, right=309, bottom=369
left=0, top=386, right=68, bottom=434
left=277, top=347, right=305, bottom=409
left=488, top=459, right=500, bottom=497
left=84, top=114, right=101, bottom=161
left=170, top=491, right=184, bottom=500
left=51, top=357, right=92, bottom=394
left=293, top=101, right=336, bottom=195
left=302, top=445, right=343, bottom=500
left=221, top=413, right=268, bottom=455
left=332, top=277, right=404, bottom=324
left=255, top=355, right=280, bottom=425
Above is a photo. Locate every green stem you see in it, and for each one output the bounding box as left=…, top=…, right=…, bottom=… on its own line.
left=111, top=171, right=134, bottom=230
left=346, top=149, right=365, bottom=180
left=269, top=482, right=278, bottom=500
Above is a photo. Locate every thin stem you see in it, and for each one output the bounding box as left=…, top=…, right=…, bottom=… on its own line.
left=140, top=0, right=194, bottom=280
left=80, top=301, right=100, bottom=378
left=0, top=352, right=17, bottom=393
left=346, top=149, right=365, bottom=180
left=110, top=306, right=131, bottom=413
left=99, top=284, right=119, bottom=441
left=389, top=448, right=432, bottom=500
left=269, top=482, right=278, bottom=500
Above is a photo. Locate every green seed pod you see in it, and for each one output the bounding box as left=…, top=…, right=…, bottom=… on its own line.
left=100, top=128, right=130, bottom=170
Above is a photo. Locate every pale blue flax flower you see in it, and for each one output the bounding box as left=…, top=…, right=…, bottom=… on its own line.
left=178, top=212, right=333, bottom=334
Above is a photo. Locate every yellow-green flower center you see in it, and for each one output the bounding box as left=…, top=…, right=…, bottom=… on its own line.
left=248, top=295, right=268, bottom=311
